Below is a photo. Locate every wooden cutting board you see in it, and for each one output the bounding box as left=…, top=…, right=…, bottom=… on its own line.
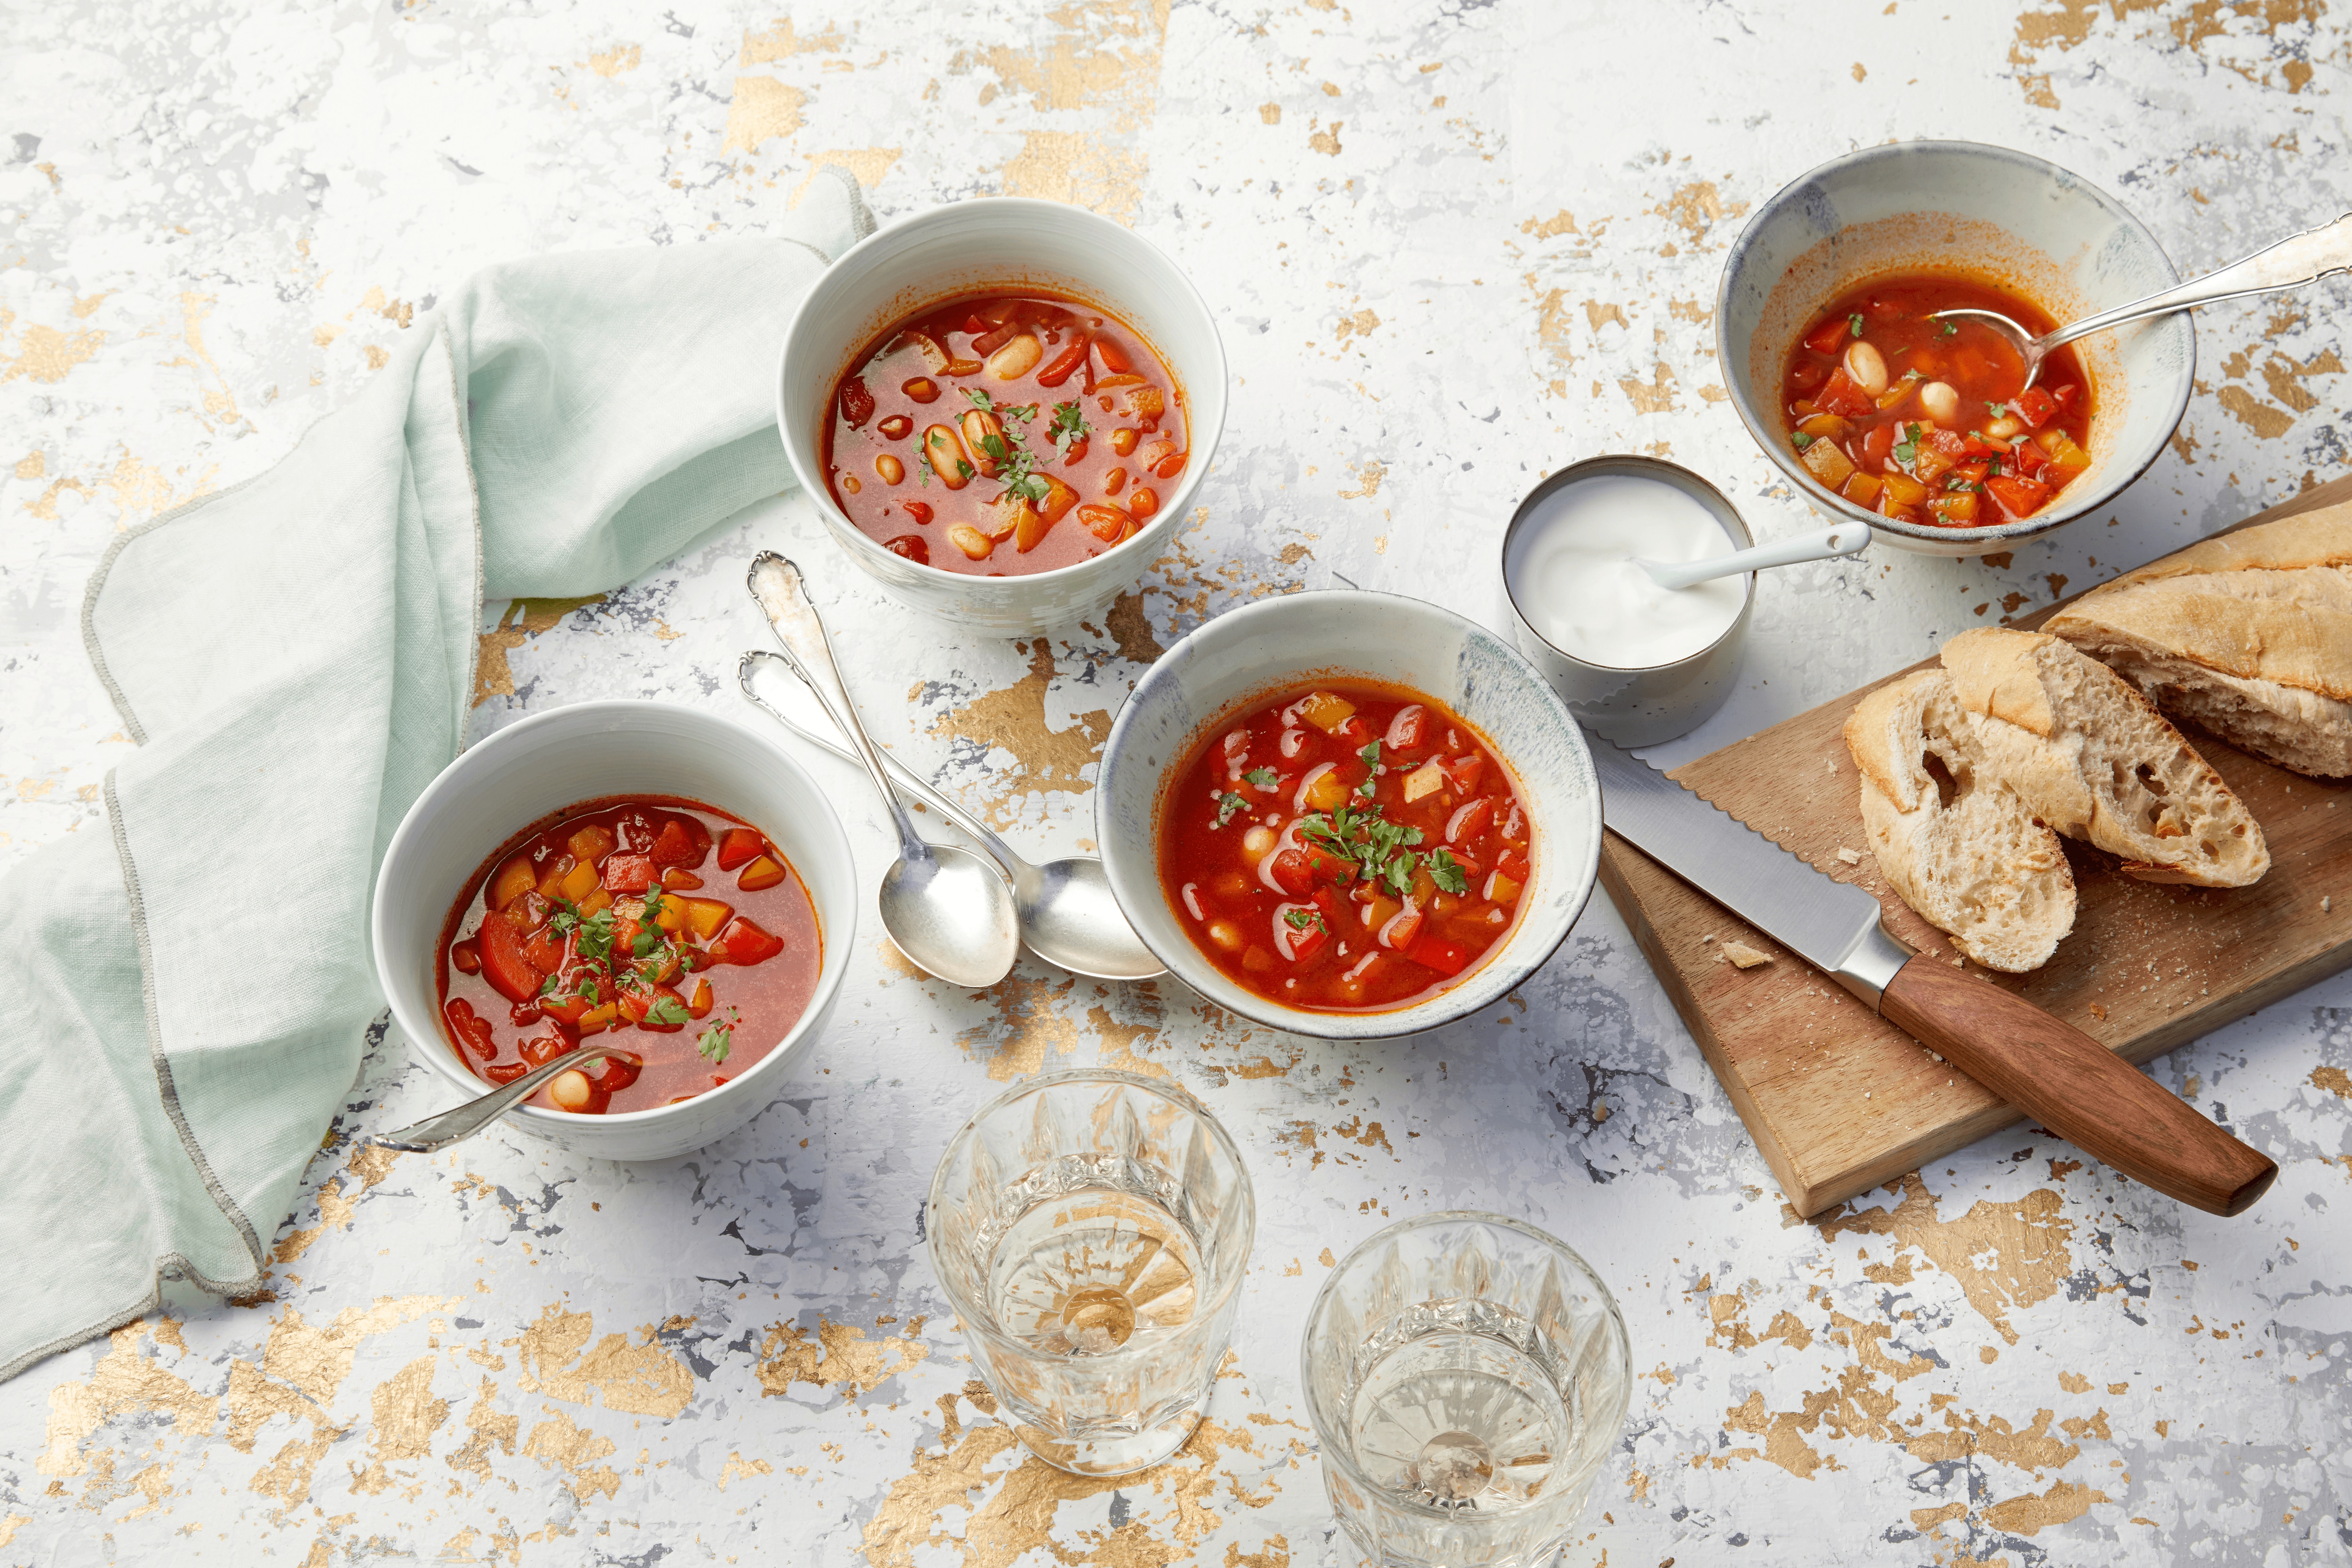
left=1599, top=475, right=2352, bottom=1218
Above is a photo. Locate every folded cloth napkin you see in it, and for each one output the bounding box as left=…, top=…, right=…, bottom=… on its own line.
left=0, top=169, right=874, bottom=1382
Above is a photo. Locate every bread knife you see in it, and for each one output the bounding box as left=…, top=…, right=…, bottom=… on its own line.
left=1587, top=734, right=2276, bottom=1217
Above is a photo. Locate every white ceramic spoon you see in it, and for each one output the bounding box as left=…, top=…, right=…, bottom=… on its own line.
left=1632, top=522, right=1871, bottom=591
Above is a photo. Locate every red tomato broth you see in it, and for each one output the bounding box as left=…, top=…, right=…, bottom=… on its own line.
left=436, top=795, right=822, bottom=1114
left=1158, top=683, right=1533, bottom=1012
left=1780, top=273, right=2095, bottom=529
left=823, top=290, right=1187, bottom=577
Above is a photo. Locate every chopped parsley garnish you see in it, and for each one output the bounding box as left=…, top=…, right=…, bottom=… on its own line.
left=1792, top=432, right=1814, bottom=450
left=1938, top=319, right=1958, bottom=337
left=956, top=458, right=975, bottom=481
left=1048, top=400, right=1090, bottom=457
left=538, top=971, right=565, bottom=998
left=1244, top=767, right=1278, bottom=788
left=1215, top=791, right=1249, bottom=827
left=1301, top=801, right=1428, bottom=899
left=698, top=1022, right=732, bottom=1065
left=1283, top=907, right=1326, bottom=932
left=915, top=450, right=934, bottom=487
left=1891, top=422, right=1921, bottom=467
left=643, top=994, right=692, bottom=1027
left=1848, top=312, right=1864, bottom=338
left=1427, top=849, right=1470, bottom=896
left=1358, top=740, right=1381, bottom=769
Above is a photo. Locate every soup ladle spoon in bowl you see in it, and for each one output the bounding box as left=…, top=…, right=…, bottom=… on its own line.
left=371, top=1043, right=635, bottom=1153
left=739, top=651, right=1164, bottom=981
left=747, top=553, right=1019, bottom=989
left=1931, top=209, right=2352, bottom=390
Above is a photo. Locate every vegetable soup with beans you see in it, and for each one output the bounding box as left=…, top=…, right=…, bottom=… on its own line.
left=437, top=796, right=822, bottom=1115
left=1160, top=683, right=1532, bottom=1011
left=1781, top=273, right=2094, bottom=528
left=824, top=291, right=1188, bottom=575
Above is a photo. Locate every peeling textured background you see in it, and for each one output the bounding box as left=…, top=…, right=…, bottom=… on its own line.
left=4, top=1, right=2352, bottom=1563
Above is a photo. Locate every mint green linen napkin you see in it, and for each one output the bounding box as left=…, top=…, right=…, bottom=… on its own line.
left=0, top=169, right=873, bottom=1381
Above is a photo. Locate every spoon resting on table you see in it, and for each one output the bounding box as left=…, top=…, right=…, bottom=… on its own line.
left=746, top=553, right=1020, bottom=989
left=1631, top=522, right=1871, bottom=592
left=738, top=650, right=1164, bottom=981
left=1932, top=209, right=2352, bottom=390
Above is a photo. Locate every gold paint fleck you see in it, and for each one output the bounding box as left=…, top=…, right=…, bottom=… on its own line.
left=1338, top=459, right=1385, bottom=500
left=2216, top=384, right=2295, bottom=438
left=38, top=1324, right=218, bottom=1479
left=740, top=18, right=843, bottom=61
left=1651, top=179, right=1748, bottom=245
left=927, top=639, right=1111, bottom=825
left=1817, top=1174, right=2074, bottom=1344
left=1619, top=362, right=1680, bottom=414
left=1520, top=209, right=1577, bottom=239
left=1, top=320, right=107, bottom=385
left=755, top=1317, right=929, bottom=1401
left=1983, top=1479, right=2108, bottom=1536
left=1584, top=300, right=1629, bottom=333
left=723, top=77, right=806, bottom=153
left=1106, top=589, right=1165, bottom=662
left=16, top=449, right=44, bottom=478
left=717, top=1452, right=774, bottom=1490
left=586, top=43, right=641, bottom=77
left=1851, top=61, right=1867, bottom=80
left=1259, top=103, right=1281, bottom=124
left=1334, top=306, right=1381, bottom=344
left=517, top=1304, right=696, bottom=1419
left=2311, top=1065, right=2352, bottom=1101
left=1001, top=131, right=1150, bottom=225
left=1318, top=1248, right=1336, bottom=1267
left=522, top=1404, right=621, bottom=1499
left=474, top=596, right=606, bottom=706
left=1309, top=120, right=1343, bottom=156
left=792, top=148, right=902, bottom=206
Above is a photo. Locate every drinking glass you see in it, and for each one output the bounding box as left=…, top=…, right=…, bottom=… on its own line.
left=926, top=1068, right=1256, bottom=1475
left=1301, top=1212, right=1631, bottom=1567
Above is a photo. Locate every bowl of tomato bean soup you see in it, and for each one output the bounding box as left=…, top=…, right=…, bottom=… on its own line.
left=1718, top=141, right=2193, bottom=557
left=778, top=198, right=1225, bottom=634
left=372, top=701, right=856, bottom=1162
left=1096, top=591, right=1602, bottom=1040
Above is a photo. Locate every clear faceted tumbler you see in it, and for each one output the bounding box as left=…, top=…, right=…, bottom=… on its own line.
left=1302, top=1212, right=1632, bottom=1567
left=926, top=1069, right=1255, bottom=1475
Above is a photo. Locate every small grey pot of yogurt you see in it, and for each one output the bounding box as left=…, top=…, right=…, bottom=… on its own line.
left=1500, top=455, right=1756, bottom=748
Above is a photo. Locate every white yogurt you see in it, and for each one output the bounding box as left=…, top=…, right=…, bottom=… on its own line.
left=1505, top=473, right=1746, bottom=669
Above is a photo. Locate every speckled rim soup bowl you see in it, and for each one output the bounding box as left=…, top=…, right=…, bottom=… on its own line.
left=777, top=197, right=1227, bottom=635
left=372, top=700, right=857, bottom=1162
left=1097, top=591, right=1602, bottom=1041
left=1718, top=140, right=2194, bottom=559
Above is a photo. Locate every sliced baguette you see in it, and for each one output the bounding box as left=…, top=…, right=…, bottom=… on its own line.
left=1843, top=669, right=2076, bottom=973
left=1940, top=627, right=2270, bottom=887
left=2045, top=502, right=2352, bottom=777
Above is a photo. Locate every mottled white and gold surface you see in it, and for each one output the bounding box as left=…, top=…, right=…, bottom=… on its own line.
left=5, top=2, right=2351, bottom=1563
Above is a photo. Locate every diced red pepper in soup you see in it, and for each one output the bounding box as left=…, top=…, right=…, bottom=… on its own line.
left=716, top=828, right=765, bottom=872
left=476, top=911, right=543, bottom=1003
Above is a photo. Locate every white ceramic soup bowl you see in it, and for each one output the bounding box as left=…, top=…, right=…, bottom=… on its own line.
left=1718, top=140, right=2193, bottom=558
left=372, top=700, right=857, bottom=1162
left=778, top=197, right=1227, bottom=634
left=1097, top=591, right=1602, bottom=1041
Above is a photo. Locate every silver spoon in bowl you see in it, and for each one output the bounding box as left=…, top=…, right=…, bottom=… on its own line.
left=371, top=1042, right=635, bottom=1153
left=746, top=553, right=1019, bottom=989
left=1931, top=210, right=2352, bottom=390
left=1632, top=522, right=1871, bottom=591
left=739, top=650, right=1163, bottom=981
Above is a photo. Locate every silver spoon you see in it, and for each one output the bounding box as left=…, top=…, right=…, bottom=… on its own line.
left=1932, top=209, right=2352, bottom=389
left=746, top=553, right=1019, bottom=989
left=1632, top=522, right=1870, bottom=591
left=739, top=649, right=1164, bottom=981
left=371, top=1043, right=635, bottom=1153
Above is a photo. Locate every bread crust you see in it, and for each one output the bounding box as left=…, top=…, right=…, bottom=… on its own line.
left=1940, top=627, right=2270, bottom=887
left=1842, top=669, right=2076, bottom=972
left=2047, top=505, right=2352, bottom=776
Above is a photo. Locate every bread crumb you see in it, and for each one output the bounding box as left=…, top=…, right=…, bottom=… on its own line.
left=2089, top=1001, right=2107, bottom=1020
left=1701, top=933, right=1715, bottom=942
left=1722, top=940, right=1772, bottom=969
left=1836, top=846, right=1862, bottom=865
left=2327, top=896, right=2334, bottom=913
left=1825, top=756, right=1836, bottom=773
left=1950, top=954, right=1966, bottom=967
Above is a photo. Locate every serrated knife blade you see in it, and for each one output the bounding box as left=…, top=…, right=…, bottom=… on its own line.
left=1584, top=735, right=1908, bottom=1000
left=1582, top=726, right=2276, bottom=1218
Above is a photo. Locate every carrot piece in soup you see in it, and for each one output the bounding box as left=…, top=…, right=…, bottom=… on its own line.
left=716, top=828, right=765, bottom=872
left=489, top=855, right=538, bottom=912
left=737, top=855, right=787, bottom=892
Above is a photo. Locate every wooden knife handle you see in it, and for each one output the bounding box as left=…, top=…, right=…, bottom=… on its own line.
left=1880, top=959, right=2277, bottom=1217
